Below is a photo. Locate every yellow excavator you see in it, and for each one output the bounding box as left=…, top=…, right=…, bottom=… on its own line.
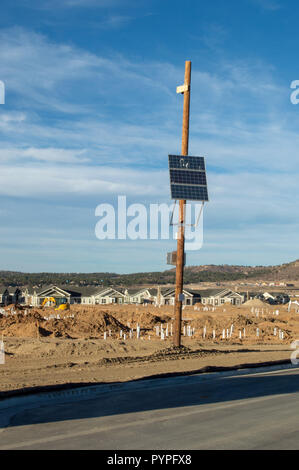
left=41, top=297, right=70, bottom=311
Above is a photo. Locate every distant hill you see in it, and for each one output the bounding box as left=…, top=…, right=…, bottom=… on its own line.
left=185, top=260, right=299, bottom=282
left=1, top=259, right=299, bottom=287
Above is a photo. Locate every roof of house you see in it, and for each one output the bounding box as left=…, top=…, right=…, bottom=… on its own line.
left=0, top=285, right=10, bottom=294
left=185, top=289, right=203, bottom=296
left=196, top=289, right=228, bottom=298
left=0, top=285, right=23, bottom=294
left=239, top=291, right=258, bottom=296
left=37, top=285, right=97, bottom=297
left=126, top=288, right=149, bottom=296
left=161, top=287, right=175, bottom=296
left=148, top=288, right=158, bottom=296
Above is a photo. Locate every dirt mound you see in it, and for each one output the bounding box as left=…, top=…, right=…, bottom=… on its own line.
left=190, top=313, right=254, bottom=332
left=233, top=314, right=254, bottom=327
left=151, top=345, right=192, bottom=357
left=0, top=309, right=129, bottom=339
left=192, top=314, right=219, bottom=326
left=243, top=299, right=266, bottom=307
left=69, top=310, right=130, bottom=338
left=0, top=303, right=294, bottom=343
left=1, top=322, right=40, bottom=338
left=112, top=310, right=171, bottom=329
left=0, top=311, right=45, bottom=337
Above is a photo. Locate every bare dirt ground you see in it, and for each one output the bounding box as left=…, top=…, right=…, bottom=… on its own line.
left=0, top=302, right=298, bottom=396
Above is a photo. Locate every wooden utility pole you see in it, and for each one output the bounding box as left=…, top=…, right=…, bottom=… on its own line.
left=174, top=60, right=191, bottom=347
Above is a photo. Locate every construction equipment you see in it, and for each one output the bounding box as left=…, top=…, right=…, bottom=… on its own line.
left=41, top=297, right=57, bottom=308
left=41, top=297, right=70, bottom=311
left=55, top=303, right=70, bottom=311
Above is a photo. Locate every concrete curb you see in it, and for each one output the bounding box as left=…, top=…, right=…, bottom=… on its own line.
left=0, top=358, right=292, bottom=402
left=0, top=359, right=298, bottom=431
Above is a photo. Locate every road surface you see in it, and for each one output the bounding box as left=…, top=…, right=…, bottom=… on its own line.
left=0, top=366, right=299, bottom=449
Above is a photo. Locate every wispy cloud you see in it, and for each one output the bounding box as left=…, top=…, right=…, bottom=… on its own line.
left=249, top=0, right=281, bottom=11
left=0, top=27, right=175, bottom=114
left=200, top=23, right=228, bottom=51
left=0, top=27, right=298, bottom=179
left=0, top=25, right=298, bottom=269
left=0, top=147, right=90, bottom=163
left=95, top=15, right=133, bottom=29
left=0, top=164, right=165, bottom=198
left=27, top=0, right=131, bottom=9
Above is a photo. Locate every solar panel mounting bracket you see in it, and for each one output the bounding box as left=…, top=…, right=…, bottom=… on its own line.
left=169, top=200, right=205, bottom=228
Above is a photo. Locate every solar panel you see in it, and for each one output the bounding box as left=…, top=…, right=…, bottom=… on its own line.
left=170, top=169, right=207, bottom=185
left=169, top=155, right=206, bottom=171
left=168, top=155, right=209, bottom=201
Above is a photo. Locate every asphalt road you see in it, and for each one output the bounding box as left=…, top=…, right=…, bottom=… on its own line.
left=1, top=366, right=299, bottom=450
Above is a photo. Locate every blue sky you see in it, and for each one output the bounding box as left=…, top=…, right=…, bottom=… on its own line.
left=0, top=0, right=299, bottom=273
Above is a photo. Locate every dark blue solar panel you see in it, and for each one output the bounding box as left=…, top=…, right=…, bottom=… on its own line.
left=169, top=155, right=205, bottom=171
left=170, top=169, right=207, bottom=185
left=168, top=155, right=209, bottom=201
left=170, top=184, right=209, bottom=201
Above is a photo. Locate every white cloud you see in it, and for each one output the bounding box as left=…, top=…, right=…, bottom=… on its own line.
left=250, top=0, right=281, bottom=11
left=0, top=112, right=26, bottom=124
left=27, top=0, right=130, bottom=9
left=0, top=27, right=177, bottom=115
left=0, top=28, right=296, bottom=175
left=0, top=28, right=298, bottom=196
left=200, top=23, right=228, bottom=51
left=0, top=26, right=299, bottom=269
left=0, top=164, right=165, bottom=198
left=96, top=15, right=133, bottom=29
left=0, top=147, right=90, bottom=163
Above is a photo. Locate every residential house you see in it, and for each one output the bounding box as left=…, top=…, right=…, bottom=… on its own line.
left=92, top=287, right=126, bottom=305
left=158, top=288, right=201, bottom=306
left=0, top=284, right=208, bottom=307
left=124, top=288, right=157, bottom=304
left=200, top=288, right=245, bottom=306
left=0, top=286, right=25, bottom=305
left=32, top=285, right=127, bottom=306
